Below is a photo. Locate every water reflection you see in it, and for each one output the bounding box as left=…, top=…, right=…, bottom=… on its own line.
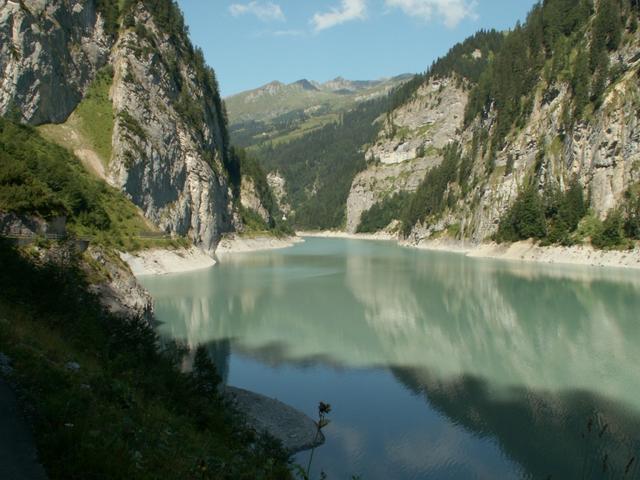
left=141, top=238, right=640, bottom=479
left=392, top=367, right=640, bottom=479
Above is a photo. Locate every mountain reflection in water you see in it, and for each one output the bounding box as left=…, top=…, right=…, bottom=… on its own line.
left=142, top=238, right=640, bottom=480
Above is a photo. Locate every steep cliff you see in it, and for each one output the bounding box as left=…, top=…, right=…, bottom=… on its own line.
left=107, top=2, right=237, bottom=254
left=349, top=0, right=640, bottom=249
left=0, top=0, right=112, bottom=124
left=346, top=77, right=467, bottom=232
left=0, top=0, right=239, bottom=254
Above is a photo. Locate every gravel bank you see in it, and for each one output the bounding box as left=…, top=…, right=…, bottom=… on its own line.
left=120, top=247, right=216, bottom=276
left=225, top=386, right=324, bottom=454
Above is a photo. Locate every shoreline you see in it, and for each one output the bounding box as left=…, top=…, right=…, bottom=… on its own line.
left=466, top=240, right=640, bottom=270
left=121, top=236, right=304, bottom=276
left=224, top=386, right=323, bottom=454
left=215, top=234, right=304, bottom=256
left=121, top=233, right=640, bottom=276
left=120, top=246, right=216, bottom=276
left=406, top=237, right=640, bottom=270
left=296, top=230, right=396, bottom=241
left=299, top=231, right=640, bottom=270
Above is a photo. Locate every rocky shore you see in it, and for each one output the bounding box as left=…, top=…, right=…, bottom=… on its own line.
left=297, top=230, right=396, bottom=241
left=300, top=231, right=640, bottom=270
left=467, top=240, right=640, bottom=270
left=225, top=386, right=323, bottom=454
left=215, top=234, right=304, bottom=256
left=120, top=247, right=216, bottom=276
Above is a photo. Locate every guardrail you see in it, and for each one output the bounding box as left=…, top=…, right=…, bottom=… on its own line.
left=2, top=231, right=173, bottom=241
left=1, top=232, right=92, bottom=241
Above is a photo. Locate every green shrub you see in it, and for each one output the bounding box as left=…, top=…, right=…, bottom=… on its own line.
left=623, top=184, right=640, bottom=239
left=0, top=117, right=187, bottom=250
left=357, top=192, right=412, bottom=233
left=592, top=209, right=629, bottom=249
left=401, top=143, right=461, bottom=236
left=574, top=211, right=603, bottom=242
left=497, top=177, right=588, bottom=245
left=496, top=185, right=547, bottom=242
left=74, top=66, right=115, bottom=165
left=240, top=206, right=270, bottom=233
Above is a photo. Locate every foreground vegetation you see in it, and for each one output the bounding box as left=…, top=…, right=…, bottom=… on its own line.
left=0, top=240, right=292, bottom=479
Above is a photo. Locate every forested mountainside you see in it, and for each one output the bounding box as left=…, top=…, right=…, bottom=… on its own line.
left=350, top=0, right=640, bottom=249
left=256, top=97, right=398, bottom=229
left=227, top=75, right=410, bottom=149
left=241, top=29, right=504, bottom=231
left=0, top=0, right=281, bottom=253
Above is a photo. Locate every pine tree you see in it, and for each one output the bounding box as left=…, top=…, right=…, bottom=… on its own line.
left=590, top=0, right=622, bottom=72
left=573, top=49, right=590, bottom=118
left=497, top=185, right=547, bottom=242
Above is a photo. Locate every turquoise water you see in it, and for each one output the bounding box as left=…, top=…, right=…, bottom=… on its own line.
left=141, top=238, right=640, bottom=479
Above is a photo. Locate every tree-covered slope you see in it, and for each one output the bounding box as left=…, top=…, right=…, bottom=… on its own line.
left=349, top=0, right=640, bottom=250
left=0, top=238, right=292, bottom=479
left=256, top=96, right=395, bottom=229
left=0, top=117, right=187, bottom=250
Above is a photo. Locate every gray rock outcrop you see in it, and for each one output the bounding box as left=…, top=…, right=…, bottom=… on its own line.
left=240, top=176, right=270, bottom=223
left=0, top=0, right=239, bottom=254
left=347, top=45, right=640, bottom=242
left=86, top=246, right=154, bottom=323
left=346, top=77, right=467, bottom=232
left=0, top=0, right=111, bottom=124
left=225, top=386, right=324, bottom=454
left=106, top=3, right=236, bottom=254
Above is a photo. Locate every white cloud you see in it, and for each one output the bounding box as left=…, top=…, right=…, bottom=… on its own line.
left=385, top=0, right=477, bottom=28
left=311, top=0, right=367, bottom=32
left=229, top=1, right=285, bottom=22
left=272, top=30, right=304, bottom=37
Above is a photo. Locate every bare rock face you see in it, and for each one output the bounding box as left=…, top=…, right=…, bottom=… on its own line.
left=0, top=1, right=239, bottom=255
left=86, top=247, right=154, bottom=324
left=346, top=78, right=467, bottom=233
left=267, top=171, right=292, bottom=217
left=225, top=386, right=324, bottom=454
left=462, top=58, right=640, bottom=243
left=104, top=4, right=236, bottom=255
left=240, top=176, right=270, bottom=223
left=0, top=0, right=111, bottom=124
left=367, top=78, right=467, bottom=165
left=347, top=41, right=640, bottom=242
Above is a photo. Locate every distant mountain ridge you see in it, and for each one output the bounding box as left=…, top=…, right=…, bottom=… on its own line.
left=226, top=74, right=412, bottom=125
left=225, top=74, right=413, bottom=147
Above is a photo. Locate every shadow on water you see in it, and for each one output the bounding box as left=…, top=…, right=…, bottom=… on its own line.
left=391, top=367, right=640, bottom=480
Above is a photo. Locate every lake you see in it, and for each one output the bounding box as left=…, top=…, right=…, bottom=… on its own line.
left=140, top=237, right=640, bottom=480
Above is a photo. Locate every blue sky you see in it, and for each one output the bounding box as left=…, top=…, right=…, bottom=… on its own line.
left=177, top=0, right=537, bottom=97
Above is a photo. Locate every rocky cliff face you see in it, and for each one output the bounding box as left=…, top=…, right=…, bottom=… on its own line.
left=87, top=247, right=154, bottom=323
left=107, top=2, right=236, bottom=254
left=0, top=0, right=111, bottom=124
left=240, top=176, right=270, bottom=223
left=266, top=171, right=291, bottom=217
left=0, top=0, right=238, bottom=254
left=348, top=36, right=640, bottom=243
left=457, top=42, right=640, bottom=243
left=346, top=77, right=467, bottom=232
